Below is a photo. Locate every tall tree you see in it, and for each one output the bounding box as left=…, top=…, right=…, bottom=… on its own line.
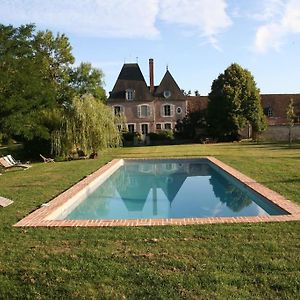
left=69, top=62, right=106, bottom=103
left=207, top=63, right=266, bottom=140
left=0, top=24, right=74, bottom=140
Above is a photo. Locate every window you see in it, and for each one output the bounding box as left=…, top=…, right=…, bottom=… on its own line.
left=164, top=123, right=172, bottom=130
left=113, top=105, right=123, bottom=115
left=141, top=124, right=149, bottom=135
left=137, top=104, right=151, bottom=118
left=164, top=90, right=171, bottom=98
left=267, top=107, right=273, bottom=117
left=126, top=89, right=135, bottom=101
left=156, top=123, right=162, bottom=130
left=161, top=104, right=174, bottom=117
left=127, top=124, right=135, bottom=133
left=176, top=107, right=182, bottom=114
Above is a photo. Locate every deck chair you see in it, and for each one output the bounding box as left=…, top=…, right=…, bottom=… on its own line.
left=6, top=155, right=21, bottom=165
left=40, top=154, right=55, bottom=163
left=0, top=156, right=31, bottom=170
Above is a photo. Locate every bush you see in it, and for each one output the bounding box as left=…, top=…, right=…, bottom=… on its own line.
left=122, top=132, right=135, bottom=142
left=122, top=132, right=141, bottom=142
left=148, top=130, right=174, bottom=141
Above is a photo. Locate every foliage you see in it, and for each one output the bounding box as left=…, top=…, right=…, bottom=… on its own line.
left=0, top=24, right=109, bottom=157
left=0, top=24, right=74, bottom=141
left=207, top=63, right=267, bottom=141
left=69, top=62, right=107, bottom=103
left=286, top=98, right=295, bottom=144
left=176, top=109, right=207, bottom=139
left=148, top=130, right=174, bottom=141
left=122, top=131, right=141, bottom=142
left=51, top=95, right=122, bottom=157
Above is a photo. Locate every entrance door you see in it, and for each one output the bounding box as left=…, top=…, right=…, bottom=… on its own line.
left=141, top=124, right=149, bottom=135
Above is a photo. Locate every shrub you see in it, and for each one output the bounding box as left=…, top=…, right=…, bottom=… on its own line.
left=148, top=130, right=174, bottom=141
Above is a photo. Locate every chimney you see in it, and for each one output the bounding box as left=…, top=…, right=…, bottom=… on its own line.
left=149, top=58, right=154, bottom=94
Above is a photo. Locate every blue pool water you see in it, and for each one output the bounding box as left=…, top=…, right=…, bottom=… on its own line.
left=62, top=159, right=287, bottom=220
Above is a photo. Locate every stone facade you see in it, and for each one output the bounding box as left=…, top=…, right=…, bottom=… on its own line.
left=108, top=59, right=300, bottom=141
left=108, top=59, right=186, bottom=134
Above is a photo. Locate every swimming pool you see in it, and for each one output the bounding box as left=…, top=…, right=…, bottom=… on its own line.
left=57, top=159, right=286, bottom=220
left=14, top=157, right=300, bottom=227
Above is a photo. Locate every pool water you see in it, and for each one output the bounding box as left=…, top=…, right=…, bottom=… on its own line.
left=62, top=159, right=286, bottom=220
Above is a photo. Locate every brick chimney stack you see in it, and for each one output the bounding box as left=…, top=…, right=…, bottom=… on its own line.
left=149, top=58, right=154, bottom=94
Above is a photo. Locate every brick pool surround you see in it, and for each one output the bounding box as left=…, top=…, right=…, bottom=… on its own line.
left=14, top=157, right=300, bottom=227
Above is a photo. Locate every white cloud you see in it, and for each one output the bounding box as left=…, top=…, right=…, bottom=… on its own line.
left=0, top=0, right=160, bottom=38
left=254, top=0, right=300, bottom=53
left=251, top=0, right=285, bottom=21
left=159, top=0, right=232, bottom=49
left=0, top=0, right=232, bottom=48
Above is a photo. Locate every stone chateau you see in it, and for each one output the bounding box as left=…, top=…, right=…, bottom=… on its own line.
left=108, top=59, right=300, bottom=140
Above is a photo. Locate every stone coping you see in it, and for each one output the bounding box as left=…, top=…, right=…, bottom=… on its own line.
left=14, top=157, right=300, bottom=227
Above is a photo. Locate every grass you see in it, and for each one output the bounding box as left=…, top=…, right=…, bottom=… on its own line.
left=0, top=142, right=299, bottom=299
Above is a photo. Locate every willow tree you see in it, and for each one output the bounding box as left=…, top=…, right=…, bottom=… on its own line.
left=51, top=95, right=123, bottom=157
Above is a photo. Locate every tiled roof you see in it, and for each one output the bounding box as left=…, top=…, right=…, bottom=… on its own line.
left=187, top=96, right=208, bottom=112
left=261, top=94, right=300, bottom=124
left=155, top=70, right=185, bottom=100
left=187, top=94, right=300, bottom=125
left=108, top=63, right=152, bottom=101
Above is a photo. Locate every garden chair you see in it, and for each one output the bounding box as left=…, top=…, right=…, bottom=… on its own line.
left=40, top=154, right=55, bottom=163
left=0, top=156, right=31, bottom=170
left=6, top=154, right=21, bottom=165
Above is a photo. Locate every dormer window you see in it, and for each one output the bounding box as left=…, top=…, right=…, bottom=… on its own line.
left=126, top=89, right=135, bottom=101
left=267, top=106, right=273, bottom=117
left=264, top=105, right=273, bottom=117
left=163, top=90, right=171, bottom=99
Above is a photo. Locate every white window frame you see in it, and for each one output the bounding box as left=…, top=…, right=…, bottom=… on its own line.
left=125, top=89, right=135, bottom=101
left=164, top=122, right=172, bottom=130
left=176, top=106, right=182, bottom=114
left=127, top=123, right=136, bottom=133
left=140, top=123, right=150, bottom=135
left=161, top=104, right=174, bottom=117
left=156, top=123, right=162, bottom=131
left=163, top=90, right=171, bottom=99
left=137, top=104, right=151, bottom=118
left=112, top=105, right=124, bottom=115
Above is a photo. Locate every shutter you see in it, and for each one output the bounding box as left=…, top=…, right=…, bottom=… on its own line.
left=170, top=105, right=174, bottom=117
left=137, top=105, right=141, bottom=118
left=161, top=105, right=164, bottom=117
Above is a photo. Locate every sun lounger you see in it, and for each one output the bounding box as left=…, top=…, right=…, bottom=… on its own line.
left=0, top=156, right=31, bottom=170
left=40, top=154, right=55, bottom=163
left=6, top=155, right=21, bottom=165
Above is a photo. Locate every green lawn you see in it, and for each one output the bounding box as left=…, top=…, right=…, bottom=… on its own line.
left=0, top=142, right=299, bottom=299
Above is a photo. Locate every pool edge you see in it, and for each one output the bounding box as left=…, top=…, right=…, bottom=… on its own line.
left=13, top=157, right=300, bottom=227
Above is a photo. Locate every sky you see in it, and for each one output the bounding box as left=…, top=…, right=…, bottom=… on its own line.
left=1, top=0, right=300, bottom=96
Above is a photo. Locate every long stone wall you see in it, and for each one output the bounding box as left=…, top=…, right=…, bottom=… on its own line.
left=260, top=125, right=300, bottom=141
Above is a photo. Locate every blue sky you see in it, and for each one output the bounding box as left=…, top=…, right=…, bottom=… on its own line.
left=1, top=0, right=300, bottom=95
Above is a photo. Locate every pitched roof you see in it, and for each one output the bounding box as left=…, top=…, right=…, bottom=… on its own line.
left=155, top=70, right=185, bottom=100
left=108, top=63, right=152, bottom=101
left=261, top=94, right=300, bottom=125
